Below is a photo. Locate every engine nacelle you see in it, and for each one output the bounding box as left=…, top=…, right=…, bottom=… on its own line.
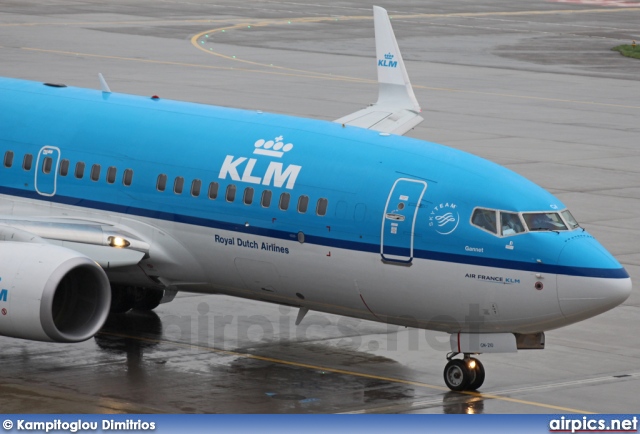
left=0, top=242, right=111, bottom=342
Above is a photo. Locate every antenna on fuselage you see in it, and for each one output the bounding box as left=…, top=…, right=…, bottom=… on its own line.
left=295, top=307, right=309, bottom=326
left=98, top=73, right=112, bottom=93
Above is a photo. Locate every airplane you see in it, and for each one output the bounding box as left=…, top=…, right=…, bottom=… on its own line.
left=0, top=6, right=631, bottom=392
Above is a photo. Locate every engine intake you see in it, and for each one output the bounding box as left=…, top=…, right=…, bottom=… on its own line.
left=0, top=242, right=111, bottom=342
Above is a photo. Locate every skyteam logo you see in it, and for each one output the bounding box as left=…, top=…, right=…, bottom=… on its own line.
left=218, top=136, right=302, bottom=189
left=378, top=52, right=398, bottom=68
left=429, top=202, right=460, bottom=235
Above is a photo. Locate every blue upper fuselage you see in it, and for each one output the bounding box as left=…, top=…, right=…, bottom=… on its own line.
left=0, top=77, right=628, bottom=279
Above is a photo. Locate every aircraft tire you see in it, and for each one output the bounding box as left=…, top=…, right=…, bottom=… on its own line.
left=467, top=358, right=485, bottom=390
left=443, top=359, right=472, bottom=391
left=132, top=288, right=164, bottom=311
left=109, top=285, right=134, bottom=314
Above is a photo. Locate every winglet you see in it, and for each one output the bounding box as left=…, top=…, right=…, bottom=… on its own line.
left=98, top=73, right=112, bottom=93
left=334, top=6, right=423, bottom=135
left=372, top=5, right=420, bottom=113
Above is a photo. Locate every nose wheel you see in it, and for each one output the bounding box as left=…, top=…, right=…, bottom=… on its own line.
left=443, top=354, right=485, bottom=391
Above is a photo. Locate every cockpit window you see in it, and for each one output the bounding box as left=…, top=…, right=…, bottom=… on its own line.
left=472, top=208, right=497, bottom=234
left=500, top=212, right=525, bottom=236
left=561, top=210, right=580, bottom=229
left=474, top=208, right=579, bottom=236
left=523, top=212, right=568, bottom=232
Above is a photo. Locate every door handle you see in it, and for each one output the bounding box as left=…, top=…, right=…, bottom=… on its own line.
left=385, top=213, right=405, bottom=221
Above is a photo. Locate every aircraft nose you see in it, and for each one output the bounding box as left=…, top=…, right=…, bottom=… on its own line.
left=556, top=236, right=632, bottom=322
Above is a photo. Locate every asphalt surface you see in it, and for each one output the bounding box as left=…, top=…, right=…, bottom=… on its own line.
left=0, top=0, right=639, bottom=414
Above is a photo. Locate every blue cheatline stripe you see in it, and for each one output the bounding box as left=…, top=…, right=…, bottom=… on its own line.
left=0, top=186, right=629, bottom=280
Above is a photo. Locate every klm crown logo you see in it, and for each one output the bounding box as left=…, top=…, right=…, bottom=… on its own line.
left=253, top=136, right=294, bottom=158
left=379, top=52, right=398, bottom=68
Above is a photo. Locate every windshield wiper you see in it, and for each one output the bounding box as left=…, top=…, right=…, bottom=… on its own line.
left=532, top=227, right=560, bottom=234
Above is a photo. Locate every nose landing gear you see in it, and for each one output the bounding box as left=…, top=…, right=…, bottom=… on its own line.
left=443, top=353, right=485, bottom=391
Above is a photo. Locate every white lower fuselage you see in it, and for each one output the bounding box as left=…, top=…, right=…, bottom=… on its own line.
left=4, top=193, right=615, bottom=336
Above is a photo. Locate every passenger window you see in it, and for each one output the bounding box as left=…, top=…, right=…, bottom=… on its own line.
left=156, top=174, right=167, bottom=192
left=226, top=184, right=236, bottom=202
left=500, top=212, right=525, bottom=236
left=4, top=151, right=14, bottom=168
left=174, top=176, right=184, bottom=194
left=106, top=166, right=117, bottom=184
left=208, top=182, right=219, bottom=200
left=316, top=198, right=328, bottom=216
left=74, top=161, right=85, bottom=179
left=23, top=154, right=33, bottom=171
left=297, top=195, right=309, bottom=213
left=123, top=169, right=133, bottom=186
left=90, top=164, right=100, bottom=181
left=42, top=156, right=53, bottom=174
left=191, top=179, right=202, bottom=197
left=261, top=190, right=272, bottom=208
left=59, top=159, right=69, bottom=176
left=523, top=212, right=568, bottom=231
left=279, top=192, right=290, bottom=211
left=243, top=187, right=254, bottom=205
left=472, top=208, right=497, bottom=234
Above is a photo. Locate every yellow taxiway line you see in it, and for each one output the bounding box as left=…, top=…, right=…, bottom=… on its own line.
left=17, top=46, right=640, bottom=111
left=99, top=330, right=594, bottom=414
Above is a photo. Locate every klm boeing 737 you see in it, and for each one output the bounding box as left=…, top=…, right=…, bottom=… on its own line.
left=0, top=7, right=631, bottom=391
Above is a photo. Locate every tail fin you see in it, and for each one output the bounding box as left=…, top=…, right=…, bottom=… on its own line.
left=335, top=6, right=423, bottom=135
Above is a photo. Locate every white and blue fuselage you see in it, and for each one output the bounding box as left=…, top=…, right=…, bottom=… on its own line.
left=0, top=77, right=630, bottom=339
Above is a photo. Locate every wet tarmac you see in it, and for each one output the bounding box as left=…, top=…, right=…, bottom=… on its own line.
left=0, top=0, right=639, bottom=414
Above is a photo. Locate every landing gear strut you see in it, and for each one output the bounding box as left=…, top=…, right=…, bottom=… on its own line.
left=443, top=353, right=485, bottom=391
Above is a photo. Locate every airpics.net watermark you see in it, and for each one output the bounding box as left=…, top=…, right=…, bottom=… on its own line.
left=2, top=419, right=155, bottom=432
left=121, top=302, right=492, bottom=353
left=549, top=416, right=638, bottom=433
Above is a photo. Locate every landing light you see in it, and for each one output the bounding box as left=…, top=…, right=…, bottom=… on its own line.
left=468, top=360, right=477, bottom=370
left=108, top=236, right=130, bottom=248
